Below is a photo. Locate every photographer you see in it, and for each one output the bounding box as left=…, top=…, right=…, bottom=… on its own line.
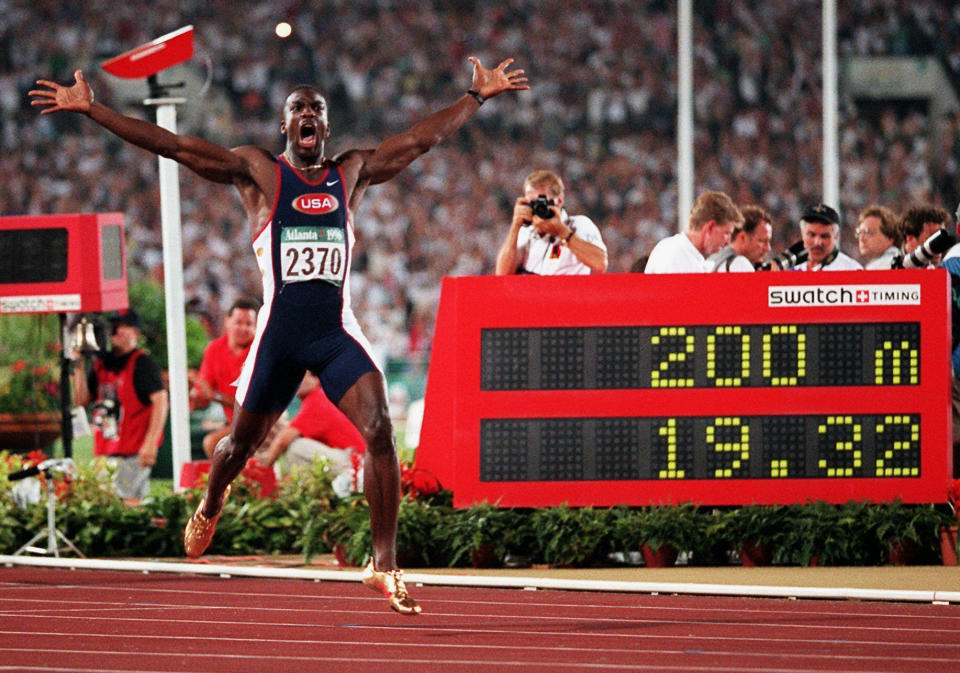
left=706, top=204, right=772, bottom=272
left=937, top=205, right=960, bottom=475
left=900, top=205, right=952, bottom=267
left=855, top=205, right=901, bottom=270
left=645, top=190, right=742, bottom=273
left=792, top=204, right=862, bottom=271
left=495, top=170, right=607, bottom=275
left=71, top=311, right=168, bottom=506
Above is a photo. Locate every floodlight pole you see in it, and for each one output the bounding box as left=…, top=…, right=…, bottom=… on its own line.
left=822, top=0, right=840, bottom=209
left=677, top=0, right=694, bottom=232
left=144, top=80, right=190, bottom=493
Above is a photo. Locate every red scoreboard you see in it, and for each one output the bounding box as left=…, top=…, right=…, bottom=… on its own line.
left=415, top=270, right=952, bottom=507
left=0, top=213, right=128, bottom=314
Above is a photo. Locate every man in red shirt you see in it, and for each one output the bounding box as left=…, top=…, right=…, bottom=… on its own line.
left=261, top=372, right=365, bottom=491
left=189, top=299, right=259, bottom=456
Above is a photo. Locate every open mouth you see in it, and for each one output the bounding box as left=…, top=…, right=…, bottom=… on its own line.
left=300, top=123, right=317, bottom=147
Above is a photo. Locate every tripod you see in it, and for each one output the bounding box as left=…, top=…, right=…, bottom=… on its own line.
left=13, top=466, right=84, bottom=558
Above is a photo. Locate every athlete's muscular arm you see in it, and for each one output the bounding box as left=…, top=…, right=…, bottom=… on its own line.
left=30, top=70, right=253, bottom=185
left=344, top=57, right=528, bottom=193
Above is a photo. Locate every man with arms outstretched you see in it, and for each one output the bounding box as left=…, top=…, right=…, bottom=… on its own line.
left=32, top=57, right=527, bottom=615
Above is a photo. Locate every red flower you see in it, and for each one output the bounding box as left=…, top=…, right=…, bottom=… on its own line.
left=54, top=477, right=72, bottom=501
left=11, top=360, right=27, bottom=373
left=949, top=480, right=960, bottom=515
left=26, top=450, right=48, bottom=467
left=400, top=461, right=440, bottom=499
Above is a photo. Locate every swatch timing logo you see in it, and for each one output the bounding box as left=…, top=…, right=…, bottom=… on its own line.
left=768, top=284, right=921, bottom=307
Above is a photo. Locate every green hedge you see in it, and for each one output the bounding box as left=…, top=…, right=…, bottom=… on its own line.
left=1, top=452, right=953, bottom=566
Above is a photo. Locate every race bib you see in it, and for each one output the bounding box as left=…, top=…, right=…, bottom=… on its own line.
left=280, top=226, right=347, bottom=286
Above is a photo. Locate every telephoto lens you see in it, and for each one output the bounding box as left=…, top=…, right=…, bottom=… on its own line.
left=892, top=228, right=956, bottom=269
left=758, top=240, right=806, bottom=271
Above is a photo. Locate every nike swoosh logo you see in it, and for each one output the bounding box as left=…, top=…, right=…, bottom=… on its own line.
left=326, top=180, right=339, bottom=186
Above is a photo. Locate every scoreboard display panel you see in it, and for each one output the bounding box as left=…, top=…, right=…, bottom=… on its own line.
left=415, top=270, right=951, bottom=508
left=0, top=213, right=127, bottom=314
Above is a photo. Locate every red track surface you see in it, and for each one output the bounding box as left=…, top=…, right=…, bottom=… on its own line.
left=2, top=566, right=960, bottom=672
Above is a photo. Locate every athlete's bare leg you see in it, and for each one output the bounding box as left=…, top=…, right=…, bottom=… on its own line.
left=337, top=370, right=401, bottom=571
left=200, top=408, right=282, bottom=518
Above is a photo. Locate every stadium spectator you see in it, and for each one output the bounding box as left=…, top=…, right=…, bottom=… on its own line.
left=495, top=169, right=607, bottom=275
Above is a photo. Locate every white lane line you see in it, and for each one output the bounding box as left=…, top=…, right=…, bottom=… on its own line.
left=5, top=555, right=959, bottom=603
left=0, top=630, right=956, bottom=666
left=0, top=647, right=949, bottom=673
left=2, top=587, right=960, bottom=627
left=1, top=602, right=958, bottom=636
left=3, top=580, right=959, bottom=623
left=0, top=668, right=159, bottom=673
left=1, top=614, right=959, bottom=650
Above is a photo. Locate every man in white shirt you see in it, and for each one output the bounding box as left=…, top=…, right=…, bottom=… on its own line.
left=792, top=204, right=863, bottom=271
left=706, top=204, right=773, bottom=272
left=645, top=190, right=743, bottom=273
left=856, top=204, right=901, bottom=270
left=495, top=170, right=607, bottom=275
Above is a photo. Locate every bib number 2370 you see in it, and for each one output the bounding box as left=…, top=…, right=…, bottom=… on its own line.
left=281, top=227, right=347, bottom=286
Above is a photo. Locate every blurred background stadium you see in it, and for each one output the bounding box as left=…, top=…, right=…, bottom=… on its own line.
left=2, top=0, right=959, bottom=400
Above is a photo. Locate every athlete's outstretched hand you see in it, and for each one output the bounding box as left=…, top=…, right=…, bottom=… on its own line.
left=468, top=57, right=529, bottom=101
left=30, top=69, right=94, bottom=115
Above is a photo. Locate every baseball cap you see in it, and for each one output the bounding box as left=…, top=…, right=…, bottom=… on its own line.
left=109, top=310, right=142, bottom=331
left=800, top=203, right=840, bottom=226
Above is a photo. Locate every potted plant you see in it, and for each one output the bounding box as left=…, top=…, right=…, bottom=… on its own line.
left=608, top=506, right=645, bottom=565
left=713, top=505, right=792, bottom=566
left=871, top=499, right=948, bottom=565
left=346, top=497, right=449, bottom=567
left=317, top=496, right=370, bottom=566
left=530, top=504, right=613, bottom=567
left=635, top=502, right=705, bottom=567
left=774, top=501, right=879, bottom=566
left=438, top=502, right=528, bottom=568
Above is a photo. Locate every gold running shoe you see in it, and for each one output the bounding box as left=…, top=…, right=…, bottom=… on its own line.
left=183, top=485, right=230, bottom=559
left=361, top=560, right=422, bottom=615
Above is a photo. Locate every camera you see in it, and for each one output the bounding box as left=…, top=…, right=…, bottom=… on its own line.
left=758, top=240, right=808, bottom=271
left=8, top=458, right=76, bottom=482
left=891, top=228, right=956, bottom=269
left=525, top=195, right=556, bottom=222
left=92, top=397, right=120, bottom=440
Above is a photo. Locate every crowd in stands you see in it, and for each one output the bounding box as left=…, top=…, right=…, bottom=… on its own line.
left=2, top=0, right=960, bottom=365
